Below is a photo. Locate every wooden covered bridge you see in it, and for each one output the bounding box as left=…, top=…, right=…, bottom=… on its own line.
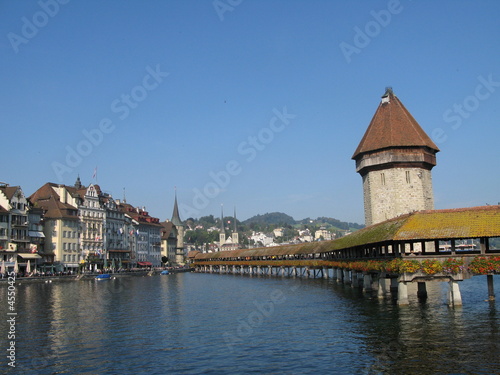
left=190, top=205, right=500, bottom=306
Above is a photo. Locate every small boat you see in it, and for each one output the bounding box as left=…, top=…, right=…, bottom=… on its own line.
left=160, top=270, right=169, bottom=275
left=95, top=274, right=111, bottom=280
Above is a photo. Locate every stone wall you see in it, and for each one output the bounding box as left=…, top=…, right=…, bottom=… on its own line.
left=363, top=167, right=434, bottom=225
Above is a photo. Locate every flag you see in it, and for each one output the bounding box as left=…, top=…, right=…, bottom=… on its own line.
left=92, top=167, right=97, bottom=180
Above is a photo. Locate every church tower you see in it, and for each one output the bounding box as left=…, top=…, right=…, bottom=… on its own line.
left=232, top=207, right=239, bottom=246
left=219, top=205, right=226, bottom=248
left=171, top=191, right=185, bottom=264
left=352, top=88, right=439, bottom=226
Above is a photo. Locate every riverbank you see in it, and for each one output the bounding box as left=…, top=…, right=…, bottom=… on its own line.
left=0, top=267, right=195, bottom=283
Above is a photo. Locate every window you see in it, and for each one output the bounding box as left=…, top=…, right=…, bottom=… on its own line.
left=380, top=173, right=386, bottom=185
left=405, top=171, right=411, bottom=183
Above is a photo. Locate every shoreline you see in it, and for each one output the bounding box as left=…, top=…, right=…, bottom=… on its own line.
left=0, top=267, right=195, bottom=283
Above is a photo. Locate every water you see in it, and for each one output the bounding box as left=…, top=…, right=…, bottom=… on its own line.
left=1, top=273, right=499, bottom=374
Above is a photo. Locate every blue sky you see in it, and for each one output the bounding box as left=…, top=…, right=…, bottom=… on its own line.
left=1, top=0, right=499, bottom=224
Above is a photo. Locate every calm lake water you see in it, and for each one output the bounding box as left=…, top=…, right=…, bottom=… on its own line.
left=1, top=272, right=499, bottom=374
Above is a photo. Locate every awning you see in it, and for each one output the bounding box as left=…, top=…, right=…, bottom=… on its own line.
left=28, top=231, right=45, bottom=238
left=137, top=261, right=152, bottom=266
left=18, top=254, right=42, bottom=259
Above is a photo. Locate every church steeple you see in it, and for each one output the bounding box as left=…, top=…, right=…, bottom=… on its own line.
left=171, top=189, right=183, bottom=227
left=232, top=206, right=239, bottom=246
left=170, top=189, right=185, bottom=264
left=74, top=175, right=82, bottom=189
left=219, top=204, right=226, bottom=247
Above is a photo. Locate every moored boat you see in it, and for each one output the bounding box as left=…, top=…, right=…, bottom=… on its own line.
left=95, top=274, right=111, bottom=280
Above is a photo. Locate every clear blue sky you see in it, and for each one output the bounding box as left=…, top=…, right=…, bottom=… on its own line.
left=1, top=0, right=499, bottom=224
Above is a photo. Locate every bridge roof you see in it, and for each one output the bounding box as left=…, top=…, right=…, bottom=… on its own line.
left=333, top=205, right=500, bottom=248
left=194, top=206, right=500, bottom=259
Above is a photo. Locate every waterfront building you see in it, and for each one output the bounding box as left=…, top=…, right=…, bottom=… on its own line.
left=29, top=183, right=80, bottom=270
left=352, top=88, right=439, bottom=226
left=117, top=201, right=162, bottom=267
left=160, top=220, right=176, bottom=264
left=102, top=194, right=131, bottom=269
left=0, top=185, right=29, bottom=253
left=77, top=184, right=106, bottom=267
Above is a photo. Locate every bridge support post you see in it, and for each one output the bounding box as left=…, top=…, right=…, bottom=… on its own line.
left=268, top=266, right=272, bottom=276
left=363, top=274, right=372, bottom=292
left=417, top=282, right=427, bottom=300
left=358, top=272, right=364, bottom=288
left=351, top=272, right=358, bottom=288
left=390, top=278, right=399, bottom=294
left=323, top=267, right=329, bottom=279
left=487, top=275, right=495, bottom=301
left=292, top=267, right=297, bottom=277
left=232, top=265, right=236, bottom=274
left=448, top=280, right=462, bottom=306
left=378, top=277, right=390, bottom=299
left=257, top=266, right=261, bottom=275
left=397, top=281, right=409, bottom=305
left=343, top=269, right=350, bottom=284
left=281, top=266, right=285, bottom=277
left=209, top=265, right=213, bottom=273
left=336, top=268, right=343, bottom=283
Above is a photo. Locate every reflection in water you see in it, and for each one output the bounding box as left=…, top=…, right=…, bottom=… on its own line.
left=0, top=274, right=498, bottom=374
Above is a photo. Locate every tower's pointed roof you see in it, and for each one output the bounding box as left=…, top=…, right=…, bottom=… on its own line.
left=233, top=207, right=237, bottom=233
left=171, top=191, right=183, bottom=226
left=220, top=204, right=225, bottom=233
left=352, top=88, right=439, bottom=160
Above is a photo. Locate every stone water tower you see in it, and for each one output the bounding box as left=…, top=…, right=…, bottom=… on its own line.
left=352, top=88, right=440, bottom=226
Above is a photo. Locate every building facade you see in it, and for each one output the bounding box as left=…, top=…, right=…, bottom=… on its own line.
left=0, top=184, right=45, bottom=271
left=116, top=201, right=161, bottom=267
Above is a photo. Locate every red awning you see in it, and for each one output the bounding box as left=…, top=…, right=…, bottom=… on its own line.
left=137, top=261, right=152, bottom=266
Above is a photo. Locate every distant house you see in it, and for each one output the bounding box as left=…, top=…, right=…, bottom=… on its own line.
left=315, top=228, right=334, bottom=241
left=273, top=228, right=284, bottom=238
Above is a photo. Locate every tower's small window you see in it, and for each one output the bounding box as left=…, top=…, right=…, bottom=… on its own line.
left=381, top=173, right=386, bottom=185
left=405, top=171, right=411, bottom=183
